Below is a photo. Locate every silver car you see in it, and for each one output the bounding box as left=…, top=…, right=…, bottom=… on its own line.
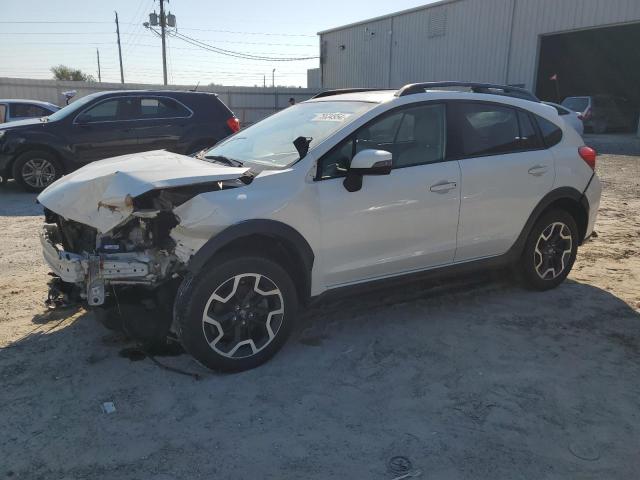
left=0, top=99, right=60, bottom=123
left=543, top=101, right=584, bottom=136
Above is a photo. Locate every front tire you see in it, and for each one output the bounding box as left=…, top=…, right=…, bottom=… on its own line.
left=177, top=255, right=297, bottom=372
left=518, top=210, right=579, bottom=291
left=12, top=150, right=63, bottom=192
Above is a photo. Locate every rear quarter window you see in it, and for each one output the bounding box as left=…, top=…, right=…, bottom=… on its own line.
left=535, top=116, right=563, bottom=147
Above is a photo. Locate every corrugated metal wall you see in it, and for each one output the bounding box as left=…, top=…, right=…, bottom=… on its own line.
left=506, top=0, right=640, bottom=88
left=389, top=0, right=513, bottom=87
left=320, top=0, right=640, bottom=90
left=0, top=77, right=321, bottom=126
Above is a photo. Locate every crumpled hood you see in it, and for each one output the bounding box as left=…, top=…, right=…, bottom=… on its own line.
left=37, top=150, right=249, bottom=233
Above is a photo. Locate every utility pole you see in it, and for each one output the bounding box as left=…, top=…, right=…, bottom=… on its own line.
left=263, top=75, right=266, bottom=88
left=159, top=0, right=168, bottom=85
left=115, top=11, right=125, bottom=83
left=272, top=68, right=275, bottom=88
left=96, top=48, right=102, bottom=82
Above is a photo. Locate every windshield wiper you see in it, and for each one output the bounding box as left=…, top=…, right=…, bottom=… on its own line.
left=204, top=155, right=243, bottom=167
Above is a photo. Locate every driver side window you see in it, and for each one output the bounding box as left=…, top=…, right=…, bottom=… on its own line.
left=317, top=104, right=446, bottom=179
left=317, top=111, right=403, bottom=180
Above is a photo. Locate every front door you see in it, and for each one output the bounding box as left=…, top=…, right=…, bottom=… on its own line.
left=316, top=103, right=461, bottom=288
left=71, top=97, right=138, bottom=163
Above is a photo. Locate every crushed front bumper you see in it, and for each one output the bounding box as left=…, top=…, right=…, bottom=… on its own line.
left=40, top=224, right=155, bottom=306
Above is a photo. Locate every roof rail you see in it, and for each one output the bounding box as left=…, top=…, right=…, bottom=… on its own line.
left=395, top=82, right=540, bottom=102
left=311, top=88, right=393, bottom=99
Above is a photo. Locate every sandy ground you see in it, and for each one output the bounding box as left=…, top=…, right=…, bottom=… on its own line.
left=0, top=139, right=639, bottom=479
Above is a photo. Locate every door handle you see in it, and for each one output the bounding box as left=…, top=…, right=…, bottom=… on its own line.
left=528, top=165, right=548, bottom=176
left=430, top=181, right=457, bottom=193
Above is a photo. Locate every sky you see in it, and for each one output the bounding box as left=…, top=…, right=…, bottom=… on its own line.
left=0, top=0, right=437, bottom=87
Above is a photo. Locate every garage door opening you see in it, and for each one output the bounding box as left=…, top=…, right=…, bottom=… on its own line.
left=535, top=22, right=640, bottom=131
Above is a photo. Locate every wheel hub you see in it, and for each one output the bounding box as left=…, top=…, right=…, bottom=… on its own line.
left=201, top=273, right=284, bottom=359
left=534, top=221, right=573, bottom=280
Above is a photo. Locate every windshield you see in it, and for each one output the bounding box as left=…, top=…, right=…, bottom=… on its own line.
left=204, top=100, right=377, bottom=168
left=46, top=93, right=103, bottom=121
left=561, top=97, right=589, bottom=113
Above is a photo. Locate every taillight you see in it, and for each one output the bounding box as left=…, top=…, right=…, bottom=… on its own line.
left=579, top=146, right=596, bottom=170
left=226, top=116, right=240, bottom=133
left=583, top=108, right=592, bottom=120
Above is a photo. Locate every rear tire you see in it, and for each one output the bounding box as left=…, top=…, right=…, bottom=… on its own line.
left=177, top=255, right=297, bottom=372
left=12, top=150, right=63, bottom=192
left=517, top=210, right=578, bottom=291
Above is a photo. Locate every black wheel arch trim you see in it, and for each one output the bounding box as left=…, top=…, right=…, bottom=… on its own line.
left=186, top=219, right=315, bottom=302
left=507, top=186, right=589, bottom=260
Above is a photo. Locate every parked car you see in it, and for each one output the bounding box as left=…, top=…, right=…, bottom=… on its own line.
left=543, top=101, right=584, bottom=135
left=0, top=90, right=239, bottom=191
left=561, top=95, right=637, bottom=133
left=0, top=99, right=60, bottom=124
left=37, top=82, right=601, bottom=372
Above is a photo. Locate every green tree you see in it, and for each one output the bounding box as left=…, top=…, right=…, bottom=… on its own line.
left=50, top=65, right=95, bottom=82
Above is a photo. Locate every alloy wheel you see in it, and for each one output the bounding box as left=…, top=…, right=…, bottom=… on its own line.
left=21, top=158, right=56, bottom=189
left=201, top=273, right=284, bottom=359
left=533, top=222, right=573, bottom=280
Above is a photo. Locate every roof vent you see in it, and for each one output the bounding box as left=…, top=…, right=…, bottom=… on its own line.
left=428, top=8, right=447, bottom=38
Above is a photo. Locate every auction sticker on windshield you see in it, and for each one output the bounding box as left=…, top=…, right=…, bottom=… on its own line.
left=312, top=112, right=352, bottom=122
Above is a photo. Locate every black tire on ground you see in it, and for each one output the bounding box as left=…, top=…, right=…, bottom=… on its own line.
left=518, top=209, right=579, bottom=291
left=12, top=150, right=63, bottom=192
left=177, top=255, right=298, bottom=372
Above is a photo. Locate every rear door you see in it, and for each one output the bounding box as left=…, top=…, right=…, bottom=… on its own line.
left=71, top=97, right=139, bottom=163
left=129, top=96, right=192, bottom=153
left=450, top=101, right=554, bottom=262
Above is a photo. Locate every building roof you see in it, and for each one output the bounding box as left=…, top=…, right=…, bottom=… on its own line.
left=317, top=0, right=464, bottom=35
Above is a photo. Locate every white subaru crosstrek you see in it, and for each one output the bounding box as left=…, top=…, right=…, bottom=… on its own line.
left=38, top=82, right=601, bottom=372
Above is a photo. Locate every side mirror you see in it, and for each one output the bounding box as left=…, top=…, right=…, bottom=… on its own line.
left=75, top=113, right=90, bottom=125
left=343, top=149, right=392, bottom=192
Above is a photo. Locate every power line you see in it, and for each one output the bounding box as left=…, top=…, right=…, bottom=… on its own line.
left=176, top=27, right=316, bottom=37
left=168, top=30, right=318, bottom=61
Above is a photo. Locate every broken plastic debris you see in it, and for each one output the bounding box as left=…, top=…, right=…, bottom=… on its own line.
left=101, top=402, right=116, bottom=414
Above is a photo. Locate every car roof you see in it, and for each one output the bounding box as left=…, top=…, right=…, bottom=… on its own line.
left=91, top=90, right=219, bottom=97
left=0, top=99, right=60, bottom=109
left=306, top=89, right=558, bottom=119
left=307, top=90, right=397, bottom=103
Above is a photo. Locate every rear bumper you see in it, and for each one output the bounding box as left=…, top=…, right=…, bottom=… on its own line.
left=583, top=173, right=602, bottom=240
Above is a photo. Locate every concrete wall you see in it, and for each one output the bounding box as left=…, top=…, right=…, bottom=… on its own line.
left=0, top=77, right=321, bottom=125
left=319, top=0, right=640, bottom=90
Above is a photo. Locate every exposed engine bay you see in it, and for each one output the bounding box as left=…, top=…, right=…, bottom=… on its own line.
left=41, top=178, right=249, bottom=308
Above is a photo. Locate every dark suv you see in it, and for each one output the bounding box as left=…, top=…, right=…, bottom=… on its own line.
left=0, top=90, right=239, bottom=191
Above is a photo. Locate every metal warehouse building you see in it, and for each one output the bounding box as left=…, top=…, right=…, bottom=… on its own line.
left=318, top=0, right=640, bottom=104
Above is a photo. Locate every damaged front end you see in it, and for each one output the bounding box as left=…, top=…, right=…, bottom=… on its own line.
left=37, top=150, right=251, bottom=342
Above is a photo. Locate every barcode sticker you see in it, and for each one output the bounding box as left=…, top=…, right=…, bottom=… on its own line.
left=311, top=112, right=352, bottom=122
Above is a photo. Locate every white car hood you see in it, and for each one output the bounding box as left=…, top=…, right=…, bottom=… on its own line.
left=37, top=150, right=249, bottom=233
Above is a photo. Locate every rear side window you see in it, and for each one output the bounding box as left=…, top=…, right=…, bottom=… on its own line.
left=517, top=111, right=543, bottom=150
left=447, top=103, right=521, bottom=158
left=9, top=103, right=51, bottom=118
left=139, top=97, right=191, bottom=119
left=535, top=116, right=563, bottom=147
